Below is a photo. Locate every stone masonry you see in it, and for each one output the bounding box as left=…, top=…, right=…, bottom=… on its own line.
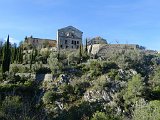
left=57, top=26, right=83, bottom=49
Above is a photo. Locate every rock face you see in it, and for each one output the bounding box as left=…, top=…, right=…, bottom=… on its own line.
left=83, top=69, right=138, bottom=115
left=88, top=44, right=106, bottom=55
left=84, top=80, right=123, bottom=103
left=44, top=74, right=53, bottom=81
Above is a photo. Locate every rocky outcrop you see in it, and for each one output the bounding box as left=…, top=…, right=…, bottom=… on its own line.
left=83, top=69, right=138, bottom=115
left=56, top=74, right=70, bottom=85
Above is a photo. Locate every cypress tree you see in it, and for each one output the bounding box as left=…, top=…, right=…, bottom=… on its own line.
left=11, top=45, right=14, bottom=63
left=16, top=45, right=23, bottom=64
left=79, top=45, right=82, bottom=63
left=57, top=49, right=60, bottom=61
left=20, top=45, right=23, bottom=63
left=85, top=38, right=88, bottom=54
left=16, top=47, right=19, bottom=63
left=14, top=44, right=17, bottom=63
left=2, top=35, right=11, bottom=74
left=33, top=48, right=38, bottom=62
left=11, top=43, right=17, bottom=63
left=18, top=47, right=21, bottom=63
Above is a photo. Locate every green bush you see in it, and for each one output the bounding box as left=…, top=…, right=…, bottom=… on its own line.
left=91, top=111, right=119, bottom=120
left=10, top=64, right=19, bottom=73
left=42, top=91, right=59, bottom=104
left=107, top=69, right=118, bottom=80
left=123, top=74, right=145, bottom=105
left=0, top=96, right=23, bottom=119
left=74, top=81, right=90, bottom=96
left=101, top=61, right=118, bottom=73
left=91, top=111, right=109, bottom=120
left=89, top=60, right=102, bottom=77
left=133, top=100, right=160, bottom=120
left=47, top=54, right=63, bottom=75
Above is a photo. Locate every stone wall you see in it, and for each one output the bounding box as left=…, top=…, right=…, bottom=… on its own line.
left=24, top=36, right=57, bottom=49
left=87, top=36, right=107, bottom=45
left=57, top=26, right=83, bottom=49
left=89, top=44, right=146, bottom=57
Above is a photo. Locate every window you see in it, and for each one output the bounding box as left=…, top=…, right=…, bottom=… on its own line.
left=66, top=46, right=68, bottom=48
left=60, top=45, right=63, bottom=48
left=65, top=40, right=67, bottom=44
left=77, top=41, right=79, bottom=44
left=72, top=40, right=74, bottom=44
left=74, top=41, right=76, bottom=45
left=72, top=46, right=73, bottom=48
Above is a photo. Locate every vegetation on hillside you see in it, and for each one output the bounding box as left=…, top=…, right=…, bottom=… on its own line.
left=0, top=37, right=160, bottom=120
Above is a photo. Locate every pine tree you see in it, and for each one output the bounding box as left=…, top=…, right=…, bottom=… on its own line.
left=2, top=35, right=11, bottom=74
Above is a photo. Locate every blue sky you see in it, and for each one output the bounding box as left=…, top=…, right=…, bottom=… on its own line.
left=0, top=0, right=160, bottom=50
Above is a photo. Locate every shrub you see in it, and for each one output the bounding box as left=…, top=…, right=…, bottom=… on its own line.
left=93, top=75, right=107, bottom=90
left=48, top=53, right=63, bottom=75
left=101, top=61, right=118, bottom=73
left=74, top=81, right=90, bottom=96
left=10, top=64, right=19, bottom=73
left=107, top=69, right=118, bottom=80
left=91, top=111, right=119, bottom=120
left=0, top=96, right=23, bottom=119
left=89, top=60, right=102, bottom=77
left=91, top=111, right=109, bottom=120
left=133, top=100, right=160, bottom=120
left=42, top=91, right=59, bottom=104
left=123, top=74, right=145, bottom=105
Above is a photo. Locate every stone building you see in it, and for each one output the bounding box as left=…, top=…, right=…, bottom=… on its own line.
left=57, top=26, right=83, bottom=49
left=24, top=36, right=57, bottom=49
left=87, top=36, right=107, bottom=45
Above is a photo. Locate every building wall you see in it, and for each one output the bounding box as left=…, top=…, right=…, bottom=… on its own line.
left=24, top=37, right=57, bottom=48
left=57, top=26, right=83, bottom=49
left=97, top=44, right=142, bottom=57
left=87, top=36, right=107, bottom=45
